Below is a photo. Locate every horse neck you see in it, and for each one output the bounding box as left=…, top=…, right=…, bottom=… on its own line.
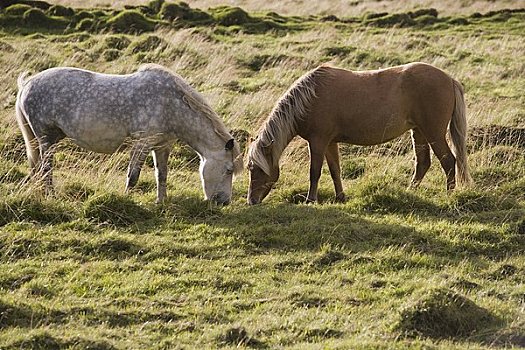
left=260, top=116, right=299, bottom=170
left=176, top=111, right=227, bottom=159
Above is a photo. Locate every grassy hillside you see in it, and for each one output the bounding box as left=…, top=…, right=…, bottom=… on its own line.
left=0, top=1, right=524, bottom=349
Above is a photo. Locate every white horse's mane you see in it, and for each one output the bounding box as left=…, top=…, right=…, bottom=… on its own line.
left=139, top=64, right=243, bottom=174
left=247, top=65, right=334, bottom=175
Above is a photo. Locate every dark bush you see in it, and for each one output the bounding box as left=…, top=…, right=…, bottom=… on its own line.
left=47, top=4, right=74, bottom=17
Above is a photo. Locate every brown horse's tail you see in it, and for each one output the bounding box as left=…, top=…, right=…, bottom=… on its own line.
left=449, top=79, right=473, bottom=187
left=15, top=72, right=40, bottom=174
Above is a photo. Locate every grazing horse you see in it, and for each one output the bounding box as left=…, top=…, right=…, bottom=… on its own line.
left=16, top=64, right=242, bottom=204
left=247, top=62, right=472, bottom=205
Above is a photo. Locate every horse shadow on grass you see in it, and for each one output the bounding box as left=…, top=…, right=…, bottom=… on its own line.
left=215, top=204, right=413, bottom=252
left=210, top=201, right=524, bottom=261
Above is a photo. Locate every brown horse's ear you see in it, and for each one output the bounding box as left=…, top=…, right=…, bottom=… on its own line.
left=225, top=138, right=235, bottom=151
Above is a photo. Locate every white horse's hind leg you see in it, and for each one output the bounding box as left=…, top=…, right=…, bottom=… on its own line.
left=126, top=142, right=149, bottom=193
left=152, top=145, right=170, bottom=203
left=38, top=138, right=56, bottom=194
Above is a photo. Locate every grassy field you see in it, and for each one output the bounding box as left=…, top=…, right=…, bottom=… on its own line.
left=1, top=0, right=524, bottom=349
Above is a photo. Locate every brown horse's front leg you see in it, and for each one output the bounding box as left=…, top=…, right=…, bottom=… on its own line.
left=306, top=141, right=326, bottom=203
left=325, top=142, right=346, bottom=203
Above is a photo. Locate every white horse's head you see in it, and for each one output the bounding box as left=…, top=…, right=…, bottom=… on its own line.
left=199, top=138, right=239, bottom=205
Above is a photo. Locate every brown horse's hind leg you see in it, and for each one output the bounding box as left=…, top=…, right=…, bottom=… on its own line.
left=306, top=140, right=327, bottom=203
left=428, top=136, right=456, bottom=191
left=410, top=129, right=431, bottom=188
left=325, top=143, right=346, bottom=202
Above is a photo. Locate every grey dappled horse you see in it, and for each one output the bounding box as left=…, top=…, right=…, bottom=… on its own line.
left=16, top=64, right=242, bottom=204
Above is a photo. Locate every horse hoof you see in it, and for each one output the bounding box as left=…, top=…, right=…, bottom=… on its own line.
left=305, top=198, right=317, bottom=204
left=335, top=193, right=347, bottom=203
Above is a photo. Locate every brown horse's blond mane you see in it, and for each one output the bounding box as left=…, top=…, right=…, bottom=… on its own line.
left=139, top=64, right=243, bottom=174
left=248, top=65, right=334, bottom=175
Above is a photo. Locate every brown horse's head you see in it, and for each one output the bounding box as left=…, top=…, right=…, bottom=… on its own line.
left=247, top=139, right=279, bottom=205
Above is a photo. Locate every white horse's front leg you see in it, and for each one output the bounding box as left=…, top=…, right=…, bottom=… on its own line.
left=152, top=145, right=170, bottom=203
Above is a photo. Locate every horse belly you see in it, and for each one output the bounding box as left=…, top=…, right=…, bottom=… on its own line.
left=61, top=118, right=128, bottom=154
left=344, top=113, right=412, bottom=145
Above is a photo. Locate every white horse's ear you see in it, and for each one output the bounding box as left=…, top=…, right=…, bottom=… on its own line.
left=225, top=138, right=235, bottom=151
left=263, top=139, right=274, bottom=148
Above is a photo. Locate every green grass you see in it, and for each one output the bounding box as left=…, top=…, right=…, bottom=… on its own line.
left=0, top=1, right=524, bottom=348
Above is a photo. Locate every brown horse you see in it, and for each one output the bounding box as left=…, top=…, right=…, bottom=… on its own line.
left=247, top=62, right=473, bottom=205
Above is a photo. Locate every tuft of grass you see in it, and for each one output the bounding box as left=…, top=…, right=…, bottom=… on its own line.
left=210, top=6, right=251, bottom=26
left=355, top=178, right=440, bottom=214
left=0, top=161, right=25, bottom=183
left=341, top=158, right=366, bottom=179
left=22, top=8, right=70, bottom=29
left=128, top=34, right=166, bottom=53
left=0, top=196, right=74, bottom=226
left=84, top=235, right=148, bottom=260
left=364, top=12, right=416, bottom=27
left=395, top=288, right=502, bottom=339
left=46, top=4, right=74, bottom=17
left=75, top=17, right=95, bottom=31
left=61, top=182, right=95, bottom=202
left=147, top=0, right=165, bottom=14
left=159, top=2, right=212, bottom=23
left=105, top=10, right=157, bottom=33
left=217, top=327, right=264, bottom=348
left=449, top=188, right=515, bottom=212
left=310, top=245, right=346, bottom=268
left=4, top=330, right=117, bottom=350
left=103, top=34, right=131, bottom=50
left=4, top=4, right=32, bottom=16
left=82, top=193, right=153, bottom=226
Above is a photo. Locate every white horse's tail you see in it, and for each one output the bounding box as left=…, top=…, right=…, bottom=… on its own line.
left=449, top=79, right=473, bottom=187
left=15, top=72, right=40, bottom=174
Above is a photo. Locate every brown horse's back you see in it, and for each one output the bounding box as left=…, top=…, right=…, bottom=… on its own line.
left=301, top=63, right=455, bottom=145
